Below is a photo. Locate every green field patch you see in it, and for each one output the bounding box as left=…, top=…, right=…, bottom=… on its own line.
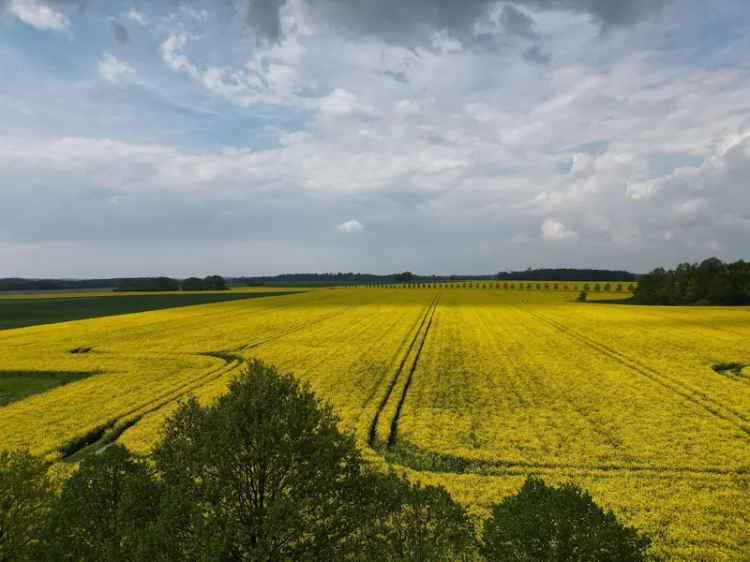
left=712, top=362, right=747, bottom=377
left=0, top=370, right=99, bottom=407
left=0, top=291, right=301, bottom=331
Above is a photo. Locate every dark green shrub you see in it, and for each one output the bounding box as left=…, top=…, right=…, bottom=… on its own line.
left=43, top=445, right=161, bottom=562
left=481, top=477, right=654, bottom=562
left=0, top=451, right=54, bottom=562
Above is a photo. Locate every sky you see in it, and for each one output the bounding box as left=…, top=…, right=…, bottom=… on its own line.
left=1, top=0, right=749, bottom=277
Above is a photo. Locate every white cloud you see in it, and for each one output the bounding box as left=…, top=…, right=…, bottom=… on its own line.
left=2, top=1, right=750, bottom=275
left=336, top=220, right=364, bottom=233
left=7, top=0, right=69, bottom=32
left=98, top=53, right=136, bottom=84
left=541, top=219, right=576, bottom=241
left=127, top=10, right=148, bottom=26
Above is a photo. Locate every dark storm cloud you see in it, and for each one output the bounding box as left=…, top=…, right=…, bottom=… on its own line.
left=381, top=69, right=409, bottom=84
left=110, top=20, right=129, bottom=44
left=501, top=4, right=537, bottom=38
left=523, top=44, right=551, bottom=64
left=236, top=0, right=671, bottom=44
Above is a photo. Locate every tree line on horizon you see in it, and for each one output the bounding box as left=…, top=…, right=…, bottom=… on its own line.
left=114, top=275, right=228, bottom=292
left=0, top=276, right=228, bottom=293
left=633, top=258, right=750, bottom=305
left=0, top=269, right=641, bottom=291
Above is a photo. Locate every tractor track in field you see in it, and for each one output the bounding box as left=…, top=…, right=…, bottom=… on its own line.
left=367, top=296, right=439, bottom=448
left=234, top=303, right=364, bottom=353
left=59, top=301, right=374, bottom=461
left=387, top=296, right=440, bottom=448
left=384, top=438, right=750, bottom=481
left=59, top=352, right=244, bottom=461
left=474, top=308, right=626, bottom=451
left=521, top=307, right=750, bottom=438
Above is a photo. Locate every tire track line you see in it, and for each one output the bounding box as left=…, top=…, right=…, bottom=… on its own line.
left=387, top=296, right=440, bottom=448
left=97, top=303, right=374, bottom=456
left=523, top=308, right=750, bottom=437
left=385, top=439, right=750, bottom=480
left=367, top=296, right=438, bottom=448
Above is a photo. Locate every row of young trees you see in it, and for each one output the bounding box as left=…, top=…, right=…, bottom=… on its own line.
left=348, top=282, right=636, bottom=292
left=1, top=361, right=657, bottom=562
left=634, top=258, right=750, bottom=305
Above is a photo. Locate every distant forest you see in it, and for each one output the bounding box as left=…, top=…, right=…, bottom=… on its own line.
left=496, top=268, right=637, bottom=282
left=0, top=276, right=227, bottom=292
left=1, top=269, right=639, bottom=291
left=233, top=269, right=639, bottom=286
left=634, top=258, right=750, bottom=305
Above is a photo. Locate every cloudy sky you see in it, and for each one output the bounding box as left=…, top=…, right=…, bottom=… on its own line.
left=1, top=0, right=749, bottom=277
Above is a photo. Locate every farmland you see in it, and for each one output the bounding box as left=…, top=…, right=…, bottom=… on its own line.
left=0, top=287, right=301, bottom=330
left=1, top=287, right=749, bottom=561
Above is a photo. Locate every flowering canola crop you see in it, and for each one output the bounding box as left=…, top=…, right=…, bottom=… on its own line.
left=0, top=287, right=748, bottom=561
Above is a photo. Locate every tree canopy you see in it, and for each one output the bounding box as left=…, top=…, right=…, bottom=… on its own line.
left=634, top=258, right=750, bottom=305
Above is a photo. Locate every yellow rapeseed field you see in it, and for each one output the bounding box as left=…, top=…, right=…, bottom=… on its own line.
left=1, top=286, right=748, bottom=561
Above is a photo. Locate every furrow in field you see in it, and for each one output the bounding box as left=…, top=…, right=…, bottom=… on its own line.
left=473, top=307, right=624, bottom=450
left=117, top=300, right=387, bottom=453
left=524, top=308, right=750, bottom=436
left=386, top=438, right=750, bottom=480
left=367, top=295, right=438, bottom=448
left=387, top=296, right=440, bottom=448
left=391, top=296, right=629, bottom=468
left=389, top=292, right=750, bottom=475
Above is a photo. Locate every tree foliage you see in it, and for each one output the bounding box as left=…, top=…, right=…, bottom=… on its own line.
left=43, top=445, right=161, bottom=562
left=180, top=277, right=204, bottom=291
left=634, top=258, right=750, bottom=305
left=152, top=360, right=373, bottom=561
left=481, top=477, right=654, bottom=562
left=0, top=363, right=657, bottom=562
left=497, top=269, right=636, bottom=282
left=0, top=451, right=54, bottom=562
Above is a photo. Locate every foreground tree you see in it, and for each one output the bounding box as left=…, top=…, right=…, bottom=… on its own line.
left=362, top=476, right=478, bottom=562
left=152, top=360, right=385, bottom=561
left=481, top=477, right=654, bottom=562
left=43, top=445, right=162, bottom=562
left=0, top=451, right=54, bottom=562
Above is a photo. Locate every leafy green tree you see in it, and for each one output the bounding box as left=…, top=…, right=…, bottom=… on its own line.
left=203, top=275, right=227, bottom=290
left=151, top=360, right=380, bottom=562
left=481, top=477, right=654, bottom=562
left=0, top=451, right=54, bottom=562
left=577, top=290, right=588, bottom=303
left=393, top=272, right=415, bottom=283
left=43, top=445, right=161, bottom=562
left=634, top=258, right=750, bottom=305
left=361, top=476, right=478, bottom=562
left=180, top=277, right=204, bottom=291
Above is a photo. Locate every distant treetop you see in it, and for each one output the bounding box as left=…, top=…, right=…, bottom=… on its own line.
left=496, top=269, right=637, bottom=282
left=634, top=258, right=750, bottom=305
